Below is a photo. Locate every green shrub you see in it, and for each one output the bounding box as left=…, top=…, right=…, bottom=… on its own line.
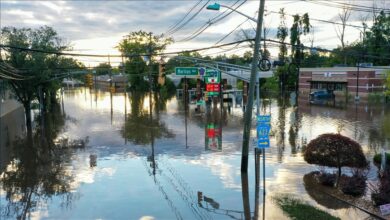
left=368, top=93, right=384, bottom=103
left=373, top=153, right=390, bottom=166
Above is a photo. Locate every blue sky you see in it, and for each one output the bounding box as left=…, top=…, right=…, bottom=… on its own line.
left=1, top=0, right=388, bottom=66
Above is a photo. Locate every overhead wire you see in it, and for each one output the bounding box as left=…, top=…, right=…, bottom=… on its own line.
left=304, top=0, right=390, bottom=13
left=164, top=0, right=203, bottom=36
left=2, top=35, right=390, bottom=63
left=177, top=0, right=245, bottom=42
left=264, top=9, right=367, bottom=30
left=214, top=18, right=250, bottom=45
left=165, top=0, right=211, bottom=36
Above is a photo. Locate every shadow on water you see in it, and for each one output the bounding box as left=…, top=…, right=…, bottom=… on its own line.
left=303, top=172, right=350, bottom=210
left=0, top=102, right=88, bottom=220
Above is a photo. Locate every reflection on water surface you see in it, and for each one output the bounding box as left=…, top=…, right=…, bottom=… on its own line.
left=1, top=88, right=389, bottom=219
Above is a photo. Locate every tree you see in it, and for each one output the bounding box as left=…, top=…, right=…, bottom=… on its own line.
left=304, top=133, right=368, bottom=186
left=117, top=31, right=173, bottom=91
left=95, top=62, right=112, bottom=75
left=289, top=13, right=310, bottom=93
left=1, top=26, right=70, bottom=138
left=290, top=13, right=310, bottom=63
left=335, top=5, right=352, bottom=65
left=277, top=8, right=289, bottom=62
left=364, top=11, right=390, bottom=65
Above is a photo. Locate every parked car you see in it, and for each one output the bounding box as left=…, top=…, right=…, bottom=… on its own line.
left=309, top=90, right=335, bottom=99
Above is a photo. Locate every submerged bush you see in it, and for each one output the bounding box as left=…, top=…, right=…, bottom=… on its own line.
left=371, top=168, right=390, bottom=206
left=339, top=173, right=367, bottom=196
left=317, top=172, right=337, bottom=187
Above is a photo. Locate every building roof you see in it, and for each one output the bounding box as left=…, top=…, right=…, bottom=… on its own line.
left=300, top=66, right=389, bottom=72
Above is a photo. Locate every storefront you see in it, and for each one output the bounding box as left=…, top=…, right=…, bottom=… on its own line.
left=299, top=67, right=386, bottom=98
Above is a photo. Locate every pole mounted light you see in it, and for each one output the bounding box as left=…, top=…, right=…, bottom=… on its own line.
left=206, top=3, right=221, bottom=10
left=207, top=3, right=258, bottom=23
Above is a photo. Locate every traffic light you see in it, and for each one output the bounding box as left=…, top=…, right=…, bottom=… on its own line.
left=85, top=74, right=93, bottom=88
left=158, top=63, right=166, bottom=86
left=110, top=86, right=115, bottom=93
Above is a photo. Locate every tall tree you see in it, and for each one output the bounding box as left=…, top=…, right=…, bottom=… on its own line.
left=290, top=13, right=311, bottom=63
left=364, top=11, right=390, bottom=65
left=117, top=31, right=173, bottom=91
left=335, top=5, right=352, bottom=65
left=1, top=26, right=70, bottom=138
left=290, top=13, right=310, bottom=92
left=276, top=8, right=289, bottom=92
left=277, top=8, right=289, bottom=62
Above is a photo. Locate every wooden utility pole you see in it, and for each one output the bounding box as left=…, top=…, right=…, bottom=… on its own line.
left=241, top=0, right=266, bottom=173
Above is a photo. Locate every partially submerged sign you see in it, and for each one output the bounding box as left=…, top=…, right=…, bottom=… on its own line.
left=257, top=115, right=271, bottom=124
left=257, top=115, right=271, bottom=148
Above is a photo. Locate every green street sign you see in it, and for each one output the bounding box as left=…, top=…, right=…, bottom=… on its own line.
left=205, top=69, right=220, bottom=83
left=175, top=67, right=199, bottom=76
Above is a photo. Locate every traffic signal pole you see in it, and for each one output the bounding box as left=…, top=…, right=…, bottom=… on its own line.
left=241, top=0, right=266, bottom=173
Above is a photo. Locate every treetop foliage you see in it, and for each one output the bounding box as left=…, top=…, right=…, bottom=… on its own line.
left=304, top=133, right=368, bottom=169
left=117, top=30, right=173, bottom=59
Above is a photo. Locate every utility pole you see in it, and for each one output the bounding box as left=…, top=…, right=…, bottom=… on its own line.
left=241, top=0, right=266, bottom=173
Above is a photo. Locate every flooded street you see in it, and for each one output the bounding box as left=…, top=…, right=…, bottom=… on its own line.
left=1, top=88, right=389, bottom=220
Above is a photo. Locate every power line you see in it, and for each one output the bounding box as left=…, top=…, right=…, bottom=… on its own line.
left=214, top=18, right=250, bottom=45
left=304, top=0, right=390, bottom=13
left=265, top=9, right=367, bottom=30
left=165, top=0, right=210, bottom=36
left=2, top=35, right=389, bottom=62
left=177, top=0, right=246, bottom=42
left=164, top=0, right=203, bottom=36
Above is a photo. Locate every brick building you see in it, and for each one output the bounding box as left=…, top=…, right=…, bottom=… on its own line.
left=299, top=67, right=387, bottom=97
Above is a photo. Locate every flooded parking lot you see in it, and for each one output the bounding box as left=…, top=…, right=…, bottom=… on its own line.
left=1, top=88, right=389, bottom=219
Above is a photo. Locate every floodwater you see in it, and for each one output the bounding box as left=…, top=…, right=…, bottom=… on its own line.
left=1, top=88, right=389, bottom=220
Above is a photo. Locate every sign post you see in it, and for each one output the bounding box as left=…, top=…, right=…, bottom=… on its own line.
left=205, top=69, right=221, bottom=98
left=257, top=115, right=271, bottom=196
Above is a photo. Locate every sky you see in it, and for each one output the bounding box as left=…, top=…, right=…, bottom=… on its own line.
left=1, top=0, right=389, bottom=66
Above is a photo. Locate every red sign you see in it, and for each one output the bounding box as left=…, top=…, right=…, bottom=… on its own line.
left=206, top=83, right=220, bottom=92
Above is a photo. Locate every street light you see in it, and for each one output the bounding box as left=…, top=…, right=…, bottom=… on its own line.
left=207, top=1, right=266, bottom=172
left=207, top=3, right=258, bottom=23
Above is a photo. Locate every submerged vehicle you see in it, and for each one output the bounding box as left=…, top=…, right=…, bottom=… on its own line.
left=309, top=90, right=335, bottom=100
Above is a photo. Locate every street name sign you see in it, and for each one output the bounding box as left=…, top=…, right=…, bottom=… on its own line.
left=175, top=67, right=199, bottom=76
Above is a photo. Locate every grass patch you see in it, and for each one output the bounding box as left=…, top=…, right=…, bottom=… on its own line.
left=274, top=195, right=340, bottom=220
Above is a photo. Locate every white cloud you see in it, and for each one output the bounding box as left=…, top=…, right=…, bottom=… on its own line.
left=6, top=9, right=34, bottom=19
left=39, top=2, right=65, bottom=14
left=1, top=0, right=385, bottom=66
